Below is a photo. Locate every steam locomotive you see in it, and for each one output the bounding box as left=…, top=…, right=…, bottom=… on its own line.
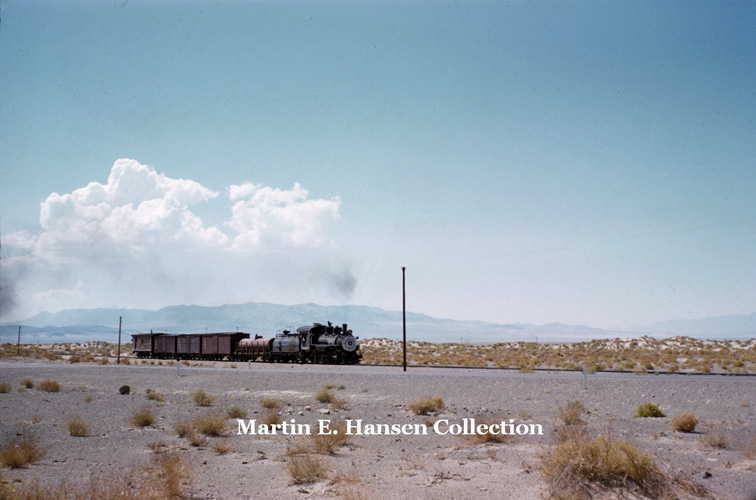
left=131, top=322, right=361, bottom=365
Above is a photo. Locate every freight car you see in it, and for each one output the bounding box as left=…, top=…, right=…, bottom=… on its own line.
left=131, top=322, right=361, bottom=365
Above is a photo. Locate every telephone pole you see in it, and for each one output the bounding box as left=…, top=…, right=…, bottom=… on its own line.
left=402, top=266, right=407, bottom=372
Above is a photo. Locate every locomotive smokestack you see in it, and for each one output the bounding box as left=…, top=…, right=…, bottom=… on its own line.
left=343, top=324, right=348, bottom=334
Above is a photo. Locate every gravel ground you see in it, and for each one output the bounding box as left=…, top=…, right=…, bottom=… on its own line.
left=1, top=360, right=755, bottom=500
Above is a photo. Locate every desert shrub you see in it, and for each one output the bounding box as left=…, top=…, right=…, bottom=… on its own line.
left=260, top=396, right=283, bottom=409
left=67, top=417, right=89, bottom=436
left=211, top=440, right=231, bottom=454
left=541, top=434, right=668, bottom=499
left=21, top=379, right=34, bottom=389
left=555, top=423, right=591, bottom=445
left=312, top=420, right=350, bottom=455
left=152, top=452, right=191, bottom=498
left=174, top=420, right=195, bottom=437
left=557, top=401, right=586, bottom=426
left=465, top=416, right=513, bottom=444
left=670, top=412, right=698, bottom=433
left=408, top=396, right=445, bottom=415
left=634, top=403, right=666, bottom=418
left=314, top=387, right=335, bottom=404
left=190, top=386, right=216, bottom=406
left=226, top=406, right=247, bottom=419
left=0, top=434, right=46, bottom=468
left=130, top=409, right=157, bottom=428
left=37, top=379, right=61, bottom=393
left=287, top=452, right=330, bottom=484
left=188, top=432, right=207, bottom=447
left=0, top=383, right=11, bottom=393
left=68, top=355, right=81, bottom=363
left=335, top=483, right=371, bottom=500
left=194, top=414, right=225, bottom=436
left=700, top=431, right=728, bottom=449
left=0, top=452, right=190, bottom=499
left=260, top=409, right=282, bottom=430
left=146, top=391, right=166, bottom=402
left=323, top=383, right=338, bottom=389
left=98, top=357, right=110, bottom=365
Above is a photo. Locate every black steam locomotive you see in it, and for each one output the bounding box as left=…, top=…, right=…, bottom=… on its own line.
left=132, top=322, right=361, bottom=365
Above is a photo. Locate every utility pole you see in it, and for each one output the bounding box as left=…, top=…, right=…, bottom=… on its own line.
left=17, top=325, right=21, bottom=355
left=117, top=316, right=122, bottom=364
left=402, top=266, right=407, bottom=372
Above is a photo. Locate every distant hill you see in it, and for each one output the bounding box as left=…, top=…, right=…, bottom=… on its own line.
left=1, top=303, right=754, bottom=344
left=638, top=313, right=756, bottom=338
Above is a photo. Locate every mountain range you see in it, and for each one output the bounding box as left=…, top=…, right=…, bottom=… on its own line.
left=1, top=303, right=754, bottom=344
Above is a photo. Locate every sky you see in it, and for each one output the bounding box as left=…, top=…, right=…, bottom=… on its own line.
left=1, top=0, right=754, bottom=330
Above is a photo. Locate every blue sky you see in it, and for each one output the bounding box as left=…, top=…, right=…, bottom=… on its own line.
left=1, top=0, right=754, bottom=329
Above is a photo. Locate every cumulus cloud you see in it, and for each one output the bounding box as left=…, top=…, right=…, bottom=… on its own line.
left=38, top=159, right=227, bottom=249
left=3, top=159, right=355, bottom=319
left=226, top=182, right=341, bottom=249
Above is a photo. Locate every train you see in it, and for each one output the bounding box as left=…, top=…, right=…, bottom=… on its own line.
left=131, top=322, right=361, bottom=365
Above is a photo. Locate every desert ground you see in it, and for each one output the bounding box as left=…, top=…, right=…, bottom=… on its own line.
left=1, top=354, right=756, bottom=500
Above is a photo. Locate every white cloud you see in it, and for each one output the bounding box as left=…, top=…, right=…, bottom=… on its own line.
left=38, top=159, right=226, bottom=249
left=2, top=159, right=354, bottom=319
left=226, top=182, right=341, bottom=250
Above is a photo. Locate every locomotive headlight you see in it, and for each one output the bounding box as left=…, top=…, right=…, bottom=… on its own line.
left=341, top=336, right=357, bottom=352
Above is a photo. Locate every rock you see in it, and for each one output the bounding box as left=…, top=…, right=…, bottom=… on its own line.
left=318, top=408, right=330, bottom=415
left=119, top=385, right=130, bottom=395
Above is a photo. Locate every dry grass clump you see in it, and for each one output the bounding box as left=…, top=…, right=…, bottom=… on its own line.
left=335, top=483, right=371, bottom=500
left=312, top=420, right=350, bottom=455
left=670, top=412, right=698, bottom=433
left=194, top=414, right=226, bottom=436
left=68, top=355, right=81, bottom=363
left=557, top=401, right=586, bottom=426
left=226, top=406, right=248, bottom=419
left=541, top=433, right=669, bottom=499
left=634, top=402, right=666, bottom=418
left=190, top=386, right=216, bottom=406
left=0, top=382, right=12, bottom=393
left=408, top=396, right=445, bottom=415
left=0, top=434, right=46, bottom=468
left=146, top=390, right=166, bottom=402
left=465, top=416, right=513, bottom=445
left=286, top=451, right=330, bottom=484
left=0, top=452, right=192, bottom=499
left=260, top=409, right=283, bottom=430
left=37, top=379, right=61, bottom=393
left=742, top=436, right=756, bottom=459
left=314, top=387, right=336, bottom=404
left=149, top=452, right=193, bottom=499
left=21, top=379, right=34, bottom=389
left=174, top=420, right=194, bottom=438
left=67, top=417, right=89, bottom=437
left=187, top=432, right=207, bottom=447
left=211, top=440, right=232, bottom=455
left=700, top=430, right=728, bottom=449
left=130, top=408, right=157, bottom=428
left=260, top=396, right=283, bottom=409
